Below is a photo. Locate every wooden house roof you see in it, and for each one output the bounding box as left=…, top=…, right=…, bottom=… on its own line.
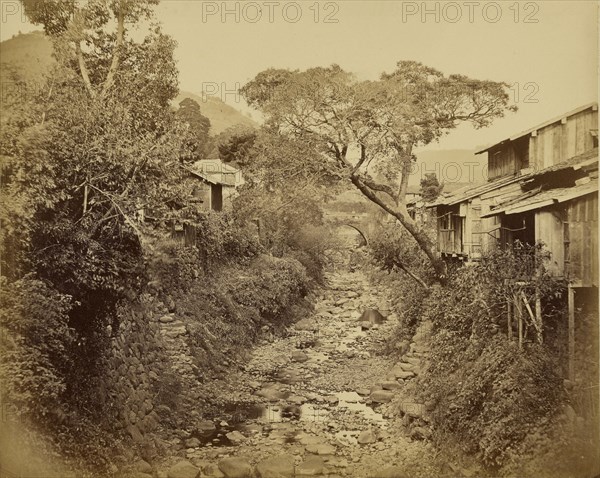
left=475, top=102, right=598, bottom=154
left=186, top=159, right=242, bottom=187
left=481, top=177, right=598, bottom=218
left=427, top=147, right=598, bottom=209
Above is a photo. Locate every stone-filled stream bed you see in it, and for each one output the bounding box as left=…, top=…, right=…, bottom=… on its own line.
left=156, top=267, right=448, bottom=478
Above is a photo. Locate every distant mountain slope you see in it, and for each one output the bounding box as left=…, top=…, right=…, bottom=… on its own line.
left=0, top=31, right=55, bottom=82
left=175, top=91, right=259, bottom=135
left=0, top=32, right=258, bottom=135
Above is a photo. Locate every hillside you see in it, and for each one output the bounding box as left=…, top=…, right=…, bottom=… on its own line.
left=0, top=30, right=55, bottom=82
left=174, top=91, right=258, bottom=134
left=0, top=32, right=258, bottom=134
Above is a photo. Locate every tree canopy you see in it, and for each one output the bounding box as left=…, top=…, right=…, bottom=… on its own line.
left=241, top=61, right=517, bottom=283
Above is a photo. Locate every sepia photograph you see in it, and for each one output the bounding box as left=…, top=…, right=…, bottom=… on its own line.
left=0, top=1, right=598, bottom=477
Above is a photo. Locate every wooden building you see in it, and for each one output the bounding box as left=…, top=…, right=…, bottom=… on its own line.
left=428, top=103, right=598, bottom=379
left=172, top=159, right=244, bottom=245
left=188, top=159, right=243, bottom=212
left=428, top=102, right=598, bottom=264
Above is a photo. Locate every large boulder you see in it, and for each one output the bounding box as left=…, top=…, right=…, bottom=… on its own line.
left=255, top=454, right=295, bottom=478
left=167, top=460, right=200, bottom=478
left=218, top=457, right=252, bottom=478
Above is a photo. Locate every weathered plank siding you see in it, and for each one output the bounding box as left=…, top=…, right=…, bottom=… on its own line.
left=566, top=193, right=598, bottom=287
left=529, top=107, right=598, bottom=171
left=437, top=205, right=463, bottom=255
left=535, top=209, right=565, bottom=276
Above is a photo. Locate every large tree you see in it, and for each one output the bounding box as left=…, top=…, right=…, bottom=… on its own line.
left=241, top=62, right=516, bottom=284
left=1, top=0, right=192, bottom=335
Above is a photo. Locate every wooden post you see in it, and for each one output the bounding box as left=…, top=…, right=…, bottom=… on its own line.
left=507, top=296, right=513, bottom=341
left=568, top=285, right=575, bottom=381
left=516, top=292, right=523, bottom=349
left=535, top=286, right=543, bottom=344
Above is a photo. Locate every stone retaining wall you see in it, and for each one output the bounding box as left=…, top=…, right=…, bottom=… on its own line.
left=104, top=304, right=168, bottom=445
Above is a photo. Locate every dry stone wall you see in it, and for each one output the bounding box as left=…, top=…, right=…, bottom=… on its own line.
left=104, top=303, right=168, bottom=445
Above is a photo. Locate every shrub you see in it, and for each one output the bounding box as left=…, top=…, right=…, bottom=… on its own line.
left=428, top=339, right=562, bottom=467
left=368, top=222, right=434, bottom=349
left=415, top=245, right=568, bottom=469
left=0, top=276, right=75, bottom=425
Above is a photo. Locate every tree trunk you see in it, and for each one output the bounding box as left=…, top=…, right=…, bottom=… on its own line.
left=350, top=175, right=447, bottom=285
left=102, top=0, right=125, bottom=95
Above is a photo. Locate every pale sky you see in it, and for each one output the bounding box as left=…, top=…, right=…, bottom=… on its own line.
left=1, top=0, right=598, bottom=151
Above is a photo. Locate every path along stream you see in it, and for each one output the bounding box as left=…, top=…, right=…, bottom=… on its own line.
left=159, top=263, right=447, bottom=478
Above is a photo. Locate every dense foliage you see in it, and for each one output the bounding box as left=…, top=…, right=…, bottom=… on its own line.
left=369, top=227, right=577, bottom=471
left=419, top=173, right=443, bottom=202
left=416, top=248, right=567, bottom=468
left=241, top=62, right=517, bottom=281
left=0, top=277, right=74, bottom=423
left=231, top=130, right=339, bottom=284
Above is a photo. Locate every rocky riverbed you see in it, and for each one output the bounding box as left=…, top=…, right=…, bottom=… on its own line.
left=150, top=266, right=449, bottom=478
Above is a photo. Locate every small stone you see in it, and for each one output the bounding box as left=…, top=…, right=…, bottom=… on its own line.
left=356, top=388, right=371, bottom=396
left=294, top=319, right=317, bottom=331
left=398, top=362, right=416, bottom=371
left=371, top=466, right=409, bottom=478
left=305, top=443, right=336, bottom=455
left=370, top=390, right=394, bottom=403
left=134, top=460, right=153, bottom=474
left=218, top=457, right=252, bottom=478
left=288, top=394, right=306, bottom=405
left=357, top=429, right=377, bottom=445
left=291, top=351, right=309, bottom=362
left=410, top=426, right=431, bottom=440
left=159, top=315, right=175, bottom=324
left=398, top=402, right=425, bottom=419
left=564, top=404, right=577, bottom=423
left=296, top=456, right=325, bottom=476
left=257, top=385, right=288, bottom=402
left=202, top=462, right=226, bottom=477
left=197, top=420, right=216, bottom=434
left=185, top=437, right=200, bottom=448
left=226, top=430, right=246, bottom=445
left=255, top=454, right=295, bottom=478
left=380, top=381, right=402, bottom=391
left=394, top=370, right=415, bottom=380
left=167, top=460, right=200, bottom=478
